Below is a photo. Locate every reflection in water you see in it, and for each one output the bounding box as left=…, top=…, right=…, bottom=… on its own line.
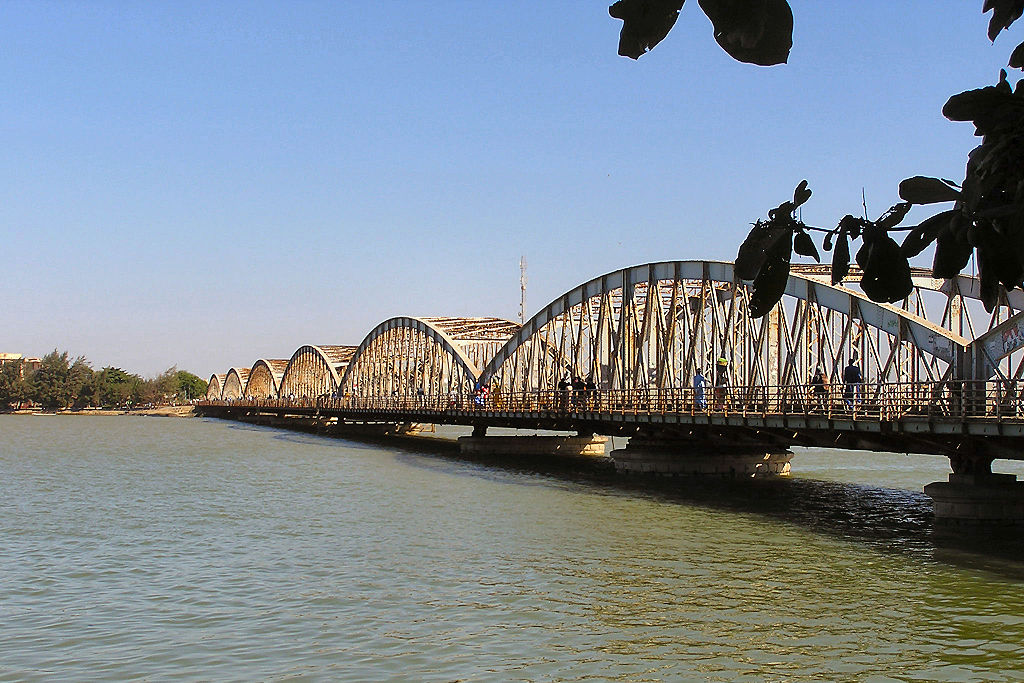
left=2, top=415, right=1024, bottom=681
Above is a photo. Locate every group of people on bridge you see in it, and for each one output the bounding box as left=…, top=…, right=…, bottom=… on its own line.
left=808, top=359, right=863, bottom=411
left=690, top=356, right=864, bottom=413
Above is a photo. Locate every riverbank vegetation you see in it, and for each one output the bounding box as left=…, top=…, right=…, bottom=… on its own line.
left=0, top=350, right=207, bottom=411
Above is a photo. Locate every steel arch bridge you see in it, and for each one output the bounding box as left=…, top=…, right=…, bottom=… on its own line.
left=196, top=258, right=1024, bottom=531
left=201, top=259, right=1024, bottom=455
left=480, top=261, right=965, bottom=403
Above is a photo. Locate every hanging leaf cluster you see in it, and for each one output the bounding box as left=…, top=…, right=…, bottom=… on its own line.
left=609, top=0, right=793, bottom=66
left=928, top=68, right=1024, bottom=310
left=614, top=1, right=1024, bottom=314
left=736, top=184, right=922, bottom=317
left=735, top=181, right=811, bottom=317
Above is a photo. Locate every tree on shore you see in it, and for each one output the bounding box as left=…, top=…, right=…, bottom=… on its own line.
left=610, top=0, right=1024, bottom=315
left=0, top=351, right=207, bottom=411
left=0, top=360, right=29, bottom=410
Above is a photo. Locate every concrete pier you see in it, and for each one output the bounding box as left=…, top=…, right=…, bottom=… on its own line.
left=924, top=473, right=1024, bottom=530
left=458, top=435, right=608, bottom=459
left=610, top=437, right=792, bottom=477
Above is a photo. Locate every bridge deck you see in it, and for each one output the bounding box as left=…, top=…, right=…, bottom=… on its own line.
left=200, top=381, right=1024, bottom=461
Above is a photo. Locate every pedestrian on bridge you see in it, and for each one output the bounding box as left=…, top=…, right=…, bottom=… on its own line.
left=843, top=359, right=862, bottom=411
left=810, top=367, right=828, bottom=412
left=714, top=358, right=729, bottom=410
left=693, top=369, right=708, bottom=410
left=558, top=376, right=571, bottom=411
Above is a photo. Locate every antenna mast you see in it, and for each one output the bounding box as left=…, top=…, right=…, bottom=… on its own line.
left=519, top=256, right=527, bottom=324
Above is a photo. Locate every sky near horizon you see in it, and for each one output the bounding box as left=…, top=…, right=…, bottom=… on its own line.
left=1, top=2, right=1016, bottom=378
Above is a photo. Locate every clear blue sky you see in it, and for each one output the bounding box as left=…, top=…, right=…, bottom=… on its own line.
left=0, top=1, right=1014, bottom=377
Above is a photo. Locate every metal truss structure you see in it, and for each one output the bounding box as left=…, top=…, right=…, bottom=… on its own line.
left=480, top=261, right=967, bottom=397
left=278, top=345, right=357, bottom=399
left=205, top=374, right=227, bottom=400
left=203, top=261, right=1024, bottom=403
left=244, top=359, right=289, bottom=399
left=338, top=316, right=519, bottom=399
left=221, top=368, right=251, bottom=400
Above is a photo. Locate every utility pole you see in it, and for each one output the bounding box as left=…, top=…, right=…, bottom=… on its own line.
left=519, top=256, right=527, bottom=324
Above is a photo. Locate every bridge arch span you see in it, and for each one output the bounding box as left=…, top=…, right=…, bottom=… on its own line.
left=278, top=345, right=357, bottom=399
left=222, top=367, right=251, bottom=400
left=480, top=260, right=969, bottom=397
left=206, top=374, right=226, bottom=400
left=244, top=359, right=289, bottom=399
left=339, top=316, right=519, bottom=399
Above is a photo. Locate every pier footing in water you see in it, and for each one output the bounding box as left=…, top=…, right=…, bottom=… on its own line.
left=925, top=474, right=1024, bottom=531
left=458, top=435, right=608, bottom=459
left=611, top=437, right=792, bottom=477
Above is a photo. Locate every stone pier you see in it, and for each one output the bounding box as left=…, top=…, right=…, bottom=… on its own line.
left=924, top=473, right=1024, bottom=531
left=610, top=437, right=792, bottom=477
left=458, top=435, right=608, bottom=459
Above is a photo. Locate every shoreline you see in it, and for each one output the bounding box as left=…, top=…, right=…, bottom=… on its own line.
left=5, top=406, right=196, bottom=418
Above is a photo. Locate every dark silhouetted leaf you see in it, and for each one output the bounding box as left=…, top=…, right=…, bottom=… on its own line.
left=985, top=0, right=1024, bottom=41
left=858, top=230, right=913, bottom=303
left=793, top=179, right=811, bottom=207
left=975, top=222, right=1024, bottom=298
left=609, top=0, right=685, bottom=59
left=875, top=202, right=913, bottom=230
left=822, top=231, right=834, bottom=252
left=697, top=0, right=793, bottom=66
left=932, top=213, right=973, bottom=278
left=900, top=210, right=958, bottom=258
left=735, top=221, right=789, bottom=280
left=944, top=71, right=1024, bottom=135
left=836, top=214, right=867, bottom=240
left=831, top=230, right=850, bottom=285
left=748, top=231, right=792, bottom=318
left=975, top=224, right=1007, bottom=311
left=793, top=231, right=819, bottom=262
left=898, top=176, right=961, bottom=205
left=1011, top=39, right=1024, bottom=68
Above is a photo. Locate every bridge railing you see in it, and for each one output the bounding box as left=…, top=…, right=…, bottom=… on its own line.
left=208, top=380, right=1024, bottom=421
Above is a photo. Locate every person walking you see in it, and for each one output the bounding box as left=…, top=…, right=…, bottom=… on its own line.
left=693, top=368, right=708, bottom=410
left=843, top=358, right=862, bottom=411
left=714, top=357, right=730, bottom=410
left=810, top=366, right=828, bottom=412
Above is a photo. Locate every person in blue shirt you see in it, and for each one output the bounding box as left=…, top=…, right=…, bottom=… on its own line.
left=693, top=368, right=708, bottom=410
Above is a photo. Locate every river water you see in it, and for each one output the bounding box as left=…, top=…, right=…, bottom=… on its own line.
left=3, top=415, right=1024, bottom=682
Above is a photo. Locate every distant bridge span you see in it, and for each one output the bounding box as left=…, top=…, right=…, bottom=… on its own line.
left=201, top=259, right=1024, bottom=522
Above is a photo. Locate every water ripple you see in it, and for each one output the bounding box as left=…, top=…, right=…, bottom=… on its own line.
left=1, top=416, right=1024, bottom=681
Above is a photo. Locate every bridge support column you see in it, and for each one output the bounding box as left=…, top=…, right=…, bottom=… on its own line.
left=924, top=473, right=1024, bottom=531
left=610, top=437, right=792, bottom=477
left=458, top=435, right=608, bottom=459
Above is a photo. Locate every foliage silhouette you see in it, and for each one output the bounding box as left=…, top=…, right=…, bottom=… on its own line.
left=611, top=0, right=1024, bottom=315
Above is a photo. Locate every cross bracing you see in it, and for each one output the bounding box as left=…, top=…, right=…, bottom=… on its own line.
left=222, top=368, right=251, bottom=399
left=338, top=316, right=520, bottom=399
left=206, top=374, right=227, bottom=400
left=278, top=345, right=358, bottom=399
left=479, top=261, right=968, bottom=402
left=244, top=359, right=289, bottom=399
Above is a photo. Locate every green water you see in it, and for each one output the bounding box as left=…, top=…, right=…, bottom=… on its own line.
left=2, top=415, right=1023, bottom=681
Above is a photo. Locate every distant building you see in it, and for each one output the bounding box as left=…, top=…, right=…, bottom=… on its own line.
left=0, top=353, right=42, bottom=378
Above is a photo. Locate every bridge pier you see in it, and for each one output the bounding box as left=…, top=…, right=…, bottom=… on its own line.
left=925, top=455, right=1024, bottom=531
left=457, top=434, right=608, bottom=460
left=610, top=435, right=792, bottom=477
